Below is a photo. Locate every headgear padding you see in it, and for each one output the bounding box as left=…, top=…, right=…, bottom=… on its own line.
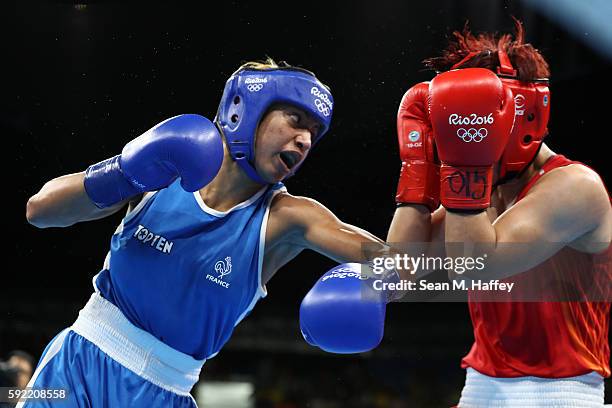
left=451, top=50, right=550, bottom=181
left=215, top=67, right=334, bottom=184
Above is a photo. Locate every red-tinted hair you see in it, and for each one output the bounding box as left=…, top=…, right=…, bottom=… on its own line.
left=424, top=18, right=550, bottom=81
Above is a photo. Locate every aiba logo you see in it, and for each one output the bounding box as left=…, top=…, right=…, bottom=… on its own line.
left=406, top=130, right=422, bottom=148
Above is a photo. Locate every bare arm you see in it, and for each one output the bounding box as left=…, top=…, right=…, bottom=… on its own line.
left=445, top=165, right=611, bottom=279
left=263, top=193, right=424, bottom=294
left=26, top=172, right=133, bottom=228
left=297, top=197, right=387, bottom=263
left=387, top=205, right=431, bottom=243
left=267, top=194, right=389, bottom=265
left=387, top=205, right=448, bottom=263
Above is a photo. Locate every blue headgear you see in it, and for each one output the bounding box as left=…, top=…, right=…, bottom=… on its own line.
left=215, top=67, right=334, bottom=184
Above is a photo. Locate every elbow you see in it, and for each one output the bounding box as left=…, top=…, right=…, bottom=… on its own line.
left=26, top=195, right=46, bottom=228
left=26, top=195, right=58, bottom=228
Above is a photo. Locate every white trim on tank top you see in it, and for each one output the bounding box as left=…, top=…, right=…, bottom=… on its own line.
left=193, top=186, right=269, bottom=217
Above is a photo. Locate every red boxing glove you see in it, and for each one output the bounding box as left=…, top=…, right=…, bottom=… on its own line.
left=429, top=68, right=515, bottom=210
left=395, top=82, right=440, bottom=211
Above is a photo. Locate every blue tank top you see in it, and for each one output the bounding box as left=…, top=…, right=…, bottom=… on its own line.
left=93, top=179, right=286, bottom=360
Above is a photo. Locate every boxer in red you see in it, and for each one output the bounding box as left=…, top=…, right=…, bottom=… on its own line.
left=388, top=19, right=611, bottom=407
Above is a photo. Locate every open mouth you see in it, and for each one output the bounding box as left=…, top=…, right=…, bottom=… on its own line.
left=279, top=151, right=301, bottom=170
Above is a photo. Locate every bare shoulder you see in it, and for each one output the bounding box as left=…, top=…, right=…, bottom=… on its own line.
left=265, top=192, right=336, bottom=251
left=532, top=163, right=609, bottom=212
left=269, top=192, right=335, bottom=227
left=556, top=163, right=607, bottom=187
left=534, top=163, right=610, bottom=249
left=270, top=191, right=321, bottom=210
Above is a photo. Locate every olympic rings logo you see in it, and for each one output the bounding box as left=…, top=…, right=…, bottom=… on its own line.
left=456, top=127, right=488, bottom=142
left=311, top=87, right=333, bottom=107
left=247, top=84, right=264, bottom=92
left=314, top=99, right=331, bottom=116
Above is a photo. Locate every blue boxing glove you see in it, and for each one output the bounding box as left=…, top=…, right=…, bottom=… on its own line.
left=299, top=263, right=400, bottom=354
left=84, top=114, right=224, bottom=208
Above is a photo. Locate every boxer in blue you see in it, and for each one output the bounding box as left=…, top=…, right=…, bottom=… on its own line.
left=24, top=60, right=400, bottom=407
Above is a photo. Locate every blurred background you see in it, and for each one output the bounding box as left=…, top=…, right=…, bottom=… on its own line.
left=4, top=1, right=611, bottom=406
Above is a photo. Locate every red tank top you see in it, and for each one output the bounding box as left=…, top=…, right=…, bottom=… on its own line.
left=461, top=155, right=611, bottom=378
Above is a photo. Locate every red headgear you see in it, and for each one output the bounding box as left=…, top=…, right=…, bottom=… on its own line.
left=451, top=49, right=550, bottom=180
